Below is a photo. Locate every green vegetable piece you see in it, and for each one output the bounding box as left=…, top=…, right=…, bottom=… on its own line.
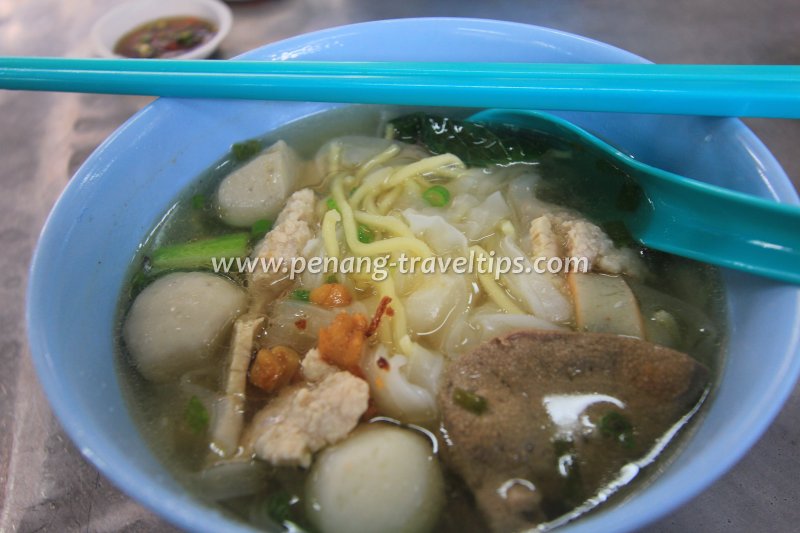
left=149, top=232, right=250, bottom=273
left=185, top=396, right=209, bottom=434
left=599, top=410, right=635, bottom=448
left=191, top=193, right=206, bottom=210
left=266, top=490, right=292, bottom=524
left=326, top=197, right=339, bottom=212
left=325, top=274, right=338, bottom=284
left=251, top=219, right=273, bottom=240
left=231, top=139, right=261, bottom=162
left=389, top=112, right=553, bottom=167
left=291, top=289, right=310, bottom=302
left=357, top=223, right=375, bottom=243
left=423, top=185, right=451, bottom=207
left=453, top=387, right=488, bottom=414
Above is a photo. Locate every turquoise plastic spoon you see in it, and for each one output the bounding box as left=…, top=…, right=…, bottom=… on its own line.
left=469, top=109, right=800, bottom=284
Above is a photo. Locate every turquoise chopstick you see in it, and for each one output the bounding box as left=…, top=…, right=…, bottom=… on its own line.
left=1, top=57, right=799, bottom=118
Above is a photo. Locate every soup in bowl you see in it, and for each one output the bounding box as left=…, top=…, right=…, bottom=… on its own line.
left=26, top=18, right=800, bottom=533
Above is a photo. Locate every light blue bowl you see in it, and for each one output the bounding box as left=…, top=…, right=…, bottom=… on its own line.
left=26, top=18, right=800, bottom=533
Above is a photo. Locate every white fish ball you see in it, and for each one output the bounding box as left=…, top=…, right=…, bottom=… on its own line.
left=123, top=272, right=246, bottom=382
left=216, top=140, right=299, bottom=227
left=306, top=424, right=444, bottom=533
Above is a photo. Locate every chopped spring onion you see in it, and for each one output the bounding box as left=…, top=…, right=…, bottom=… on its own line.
left=325, top=274, right=338, bottom=284
left=291, top=289, right=310, bottom=302
left=231, top=139, right=261, bottom=161
left=191, top=193, right=206, bottom=210
left=266, top=490, right=293, bottom=524
left=185, top=396, right=209, bottom=434
left=357, top=223, right=375, bottom=243
left=176, top=29, right=196, bottom=46
left=326, top=197, right=339, bottom=212
left=250, top=219, right=273, bottom=240
left=149, top=232, right=250, bottom=273
left=453, top=387, right=488, bottom=414
left=599, top=410, right=635, bottom=448
left=423, top=185, right=451, bottom=207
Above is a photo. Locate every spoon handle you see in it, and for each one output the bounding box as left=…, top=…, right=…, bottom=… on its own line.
left=1, top=58, right=800, bottom=118
left=632, top=174, right=800, bottom=284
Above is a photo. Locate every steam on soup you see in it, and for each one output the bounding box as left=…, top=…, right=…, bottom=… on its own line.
left=118, top=108, right=724, bottom=532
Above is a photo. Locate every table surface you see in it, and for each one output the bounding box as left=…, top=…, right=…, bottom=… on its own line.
left=1, top=0, right=798, bottom=531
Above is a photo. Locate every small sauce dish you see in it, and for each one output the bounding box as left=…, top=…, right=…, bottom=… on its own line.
left=91, top=0, right=232, bottom=60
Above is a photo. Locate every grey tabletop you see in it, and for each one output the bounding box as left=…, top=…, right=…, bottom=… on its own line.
left=1, top=0, right=799, bottom=531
